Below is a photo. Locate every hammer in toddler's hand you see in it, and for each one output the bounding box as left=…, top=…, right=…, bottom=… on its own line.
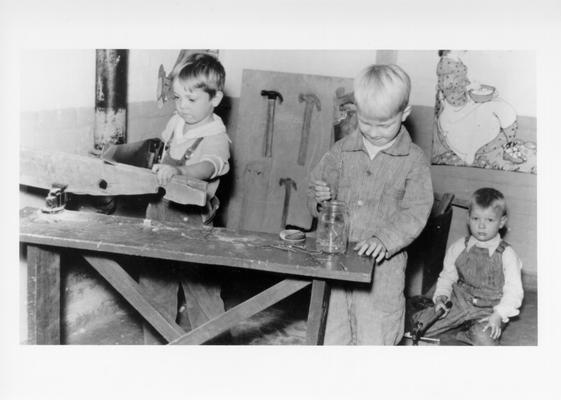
left=279, top=177, right=297, bottom=229
left=411, top=301, right=453, bottom=345
left=261, top=90, right=284, bottom=158
left=297, top=93, right=321, bottom=165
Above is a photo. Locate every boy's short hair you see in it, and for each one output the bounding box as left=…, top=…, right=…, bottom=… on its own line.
left=469, top=188, right=507, bottom=217
left=353, top=64, right=411, bottom=120
left=173, top=52, right=225, bottom=98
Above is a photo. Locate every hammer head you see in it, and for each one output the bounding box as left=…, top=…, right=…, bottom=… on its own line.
left=298, top=93, right=321, bottom=111
left=261, top=90, right=284, bottom=103
left=279, top=177, right=297, bottom=190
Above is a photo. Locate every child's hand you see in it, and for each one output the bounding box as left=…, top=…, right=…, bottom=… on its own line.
left=479, top=312, right=503, bottom=340
left=434, top=295, right=451, bottom=319
left=309, top=179, right=331, bottom=203
left=152, top=163, right=179, bottom=186
left=354, top=236, right=387, bottom=263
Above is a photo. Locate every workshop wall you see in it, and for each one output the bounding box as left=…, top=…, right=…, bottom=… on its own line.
left=19, top=50, right=379, bottom=152
left=20, top=49, right=180, bottom=153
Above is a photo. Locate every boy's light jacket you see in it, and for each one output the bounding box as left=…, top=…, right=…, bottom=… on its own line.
left=308, top=126, right=433, bottom=257
left=307, top=125, right=434, bottom=344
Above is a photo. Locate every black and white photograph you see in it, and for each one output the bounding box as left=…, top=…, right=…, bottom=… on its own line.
left=2, top=1, right=560, bottom=399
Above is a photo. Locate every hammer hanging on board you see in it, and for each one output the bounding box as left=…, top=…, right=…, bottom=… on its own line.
left=279, top=177, right=297, bottom=229
left=260, top=90, right=283, bottom=158
left=297, top=93, right=321, bottom=165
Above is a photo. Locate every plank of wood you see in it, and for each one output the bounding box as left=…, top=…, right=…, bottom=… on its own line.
left=305, top=279, right=331, bottom=345
left=169, top=279, right=311, bottom=345
left=82, top=254, right=185, bottom=342
left=20, top=147, right=207, bottom=206
left=27, top=245, right=61, bottom=344
left=20, top=207, right=374, bottom=283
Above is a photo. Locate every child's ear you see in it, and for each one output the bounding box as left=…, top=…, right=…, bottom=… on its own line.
left=401, top=105, right=412, bottom=122
left=211, top=91, right=224, bottom=108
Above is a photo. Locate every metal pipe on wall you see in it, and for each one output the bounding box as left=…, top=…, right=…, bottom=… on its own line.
left=93, top=49, right=128, bottom=213
left=94, top=49, right=128, bottom=151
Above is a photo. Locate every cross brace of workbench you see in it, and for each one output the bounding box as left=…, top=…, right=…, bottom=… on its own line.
left=27, top=245, right=331, bottom=345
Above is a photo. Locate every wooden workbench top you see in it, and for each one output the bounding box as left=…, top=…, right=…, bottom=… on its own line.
left=20, top=207, right=374, bottom=283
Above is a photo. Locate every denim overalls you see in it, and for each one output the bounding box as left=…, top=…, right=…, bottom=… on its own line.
left=139, top=135, right=224, bottom=344
left=415, top=237, right=508, bottom=345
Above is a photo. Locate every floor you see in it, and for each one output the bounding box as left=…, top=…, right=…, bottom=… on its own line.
left=65, top=269, right=538, bottom=346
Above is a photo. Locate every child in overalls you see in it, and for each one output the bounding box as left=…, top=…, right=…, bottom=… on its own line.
left=413, top=188, right=524, bottom=345
left=138, top=52, right=230, bottom=344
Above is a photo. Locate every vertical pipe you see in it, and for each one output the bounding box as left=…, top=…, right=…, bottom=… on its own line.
left=93, top=49, right=128, bottom=213
left=94, top=49, right=128, bottom=151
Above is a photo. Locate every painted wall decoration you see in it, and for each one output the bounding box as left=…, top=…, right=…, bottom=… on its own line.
left=432, top=51, right=536, bottom=174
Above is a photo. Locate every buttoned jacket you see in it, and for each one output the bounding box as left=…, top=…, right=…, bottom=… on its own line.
left=308, top=126, right=433, bottom=258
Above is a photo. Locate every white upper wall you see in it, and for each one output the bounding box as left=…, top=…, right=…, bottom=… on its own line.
left=20, top=49, right=181, bottom=111
left=132, top=50, right=377, bottom=101
left=397, top=50, right=536, bottom=117
left=220, top=50, right=377, bottom=98
left=20, top=50, right=377, bottom=111
left=20, top=49, right=535, bottom=117
left=20, top=50, right=96, bottom=111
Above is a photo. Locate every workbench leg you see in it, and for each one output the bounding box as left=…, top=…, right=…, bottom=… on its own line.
left=27, top=245, right=61, bottom=344
left=305, top=279, right=331, bottom=345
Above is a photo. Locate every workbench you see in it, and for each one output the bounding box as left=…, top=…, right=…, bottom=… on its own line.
left=20, top=207, right=374, bottom=345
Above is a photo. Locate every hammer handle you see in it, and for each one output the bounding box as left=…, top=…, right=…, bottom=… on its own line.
left=280, top=186, right=291, bottom=228
left=297, top=106, right=313, bottom=165
left=263, top=100, right=275, bottom=158
left=412, top=301, right=453, bottom=343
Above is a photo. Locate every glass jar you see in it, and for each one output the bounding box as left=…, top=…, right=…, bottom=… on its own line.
left=316, top=200, right=350, bottom=254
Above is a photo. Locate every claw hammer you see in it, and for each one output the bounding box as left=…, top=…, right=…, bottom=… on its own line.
left=279, top=177, right=297, bottom=229
left=260, top=90, right=283, bottom=158
left=297, top=93, right=321, bottom=165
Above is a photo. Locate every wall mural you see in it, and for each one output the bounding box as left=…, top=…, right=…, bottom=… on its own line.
left=432, top=50, right=536, bottom=174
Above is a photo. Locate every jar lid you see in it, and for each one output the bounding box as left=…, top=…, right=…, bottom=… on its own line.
left=279, top=229, right=306, bottom=244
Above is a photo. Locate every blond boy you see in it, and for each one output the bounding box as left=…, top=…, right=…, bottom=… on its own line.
left=308, top=64, right=433, bottom=344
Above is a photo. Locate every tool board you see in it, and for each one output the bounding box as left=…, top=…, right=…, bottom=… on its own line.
left=225, top=69, right=354, bottom=233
